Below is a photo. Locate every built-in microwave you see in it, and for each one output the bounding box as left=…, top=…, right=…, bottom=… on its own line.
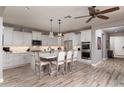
left=82, top=42, right=90, bottom=49
left=32, top=40, right=42, bottom=46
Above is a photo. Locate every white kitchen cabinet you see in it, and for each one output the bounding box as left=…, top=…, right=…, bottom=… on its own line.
left=41, top=35, right=48, bottom=46
left=13, top=31, right=24, bottom=46
left=37, top=32, right=42, bottom=40
left=32, top=31, right=37, bottom=40
left=41, top=35, right=58, bottom=46
left=3, top=53, right=30, bottom=69
left=23, top=32, right=32, bottom=46
left=81, top=30, right=91, bottom=42
left=49, top=37, right=57, bottom=46
left=53, top=37, right=58, bottom=46
left=4, top=27, right=32, bottom=46
left=32, top=31, right=41, bottom=40
left=3, top=27, right=13, bottom=46
left=64, top=33, right=80, bottom=47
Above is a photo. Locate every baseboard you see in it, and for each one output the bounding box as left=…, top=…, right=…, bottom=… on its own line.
left=92, top=60, right=103, bottom=66
left=0, top=78, right=3, bottom=83
left=114, top=55, right=124, bottom=58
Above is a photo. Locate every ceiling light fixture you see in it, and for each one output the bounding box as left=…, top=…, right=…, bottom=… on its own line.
left=58, top=19, right=64, bottom=39
left=49, top=19, right=54, bottom=38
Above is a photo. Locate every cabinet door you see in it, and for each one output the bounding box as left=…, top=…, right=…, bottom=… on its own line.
left=86, top=30, right=91, bottom=42
left=32, top=31, right=38, bottom=40
left=81, top=31, right=86, bottom=41
left=47, top=37, right=51, bottom=46
left=114, top=37, right=124, bottom=56
left=13, top=31, right=23, bottom=46
left=24, top=32, right=32, bottom=46
left=53, top=38, right=58, bottom=46
left=3, top=27, right=13, bottom=46
left=81, top=30, right=91, bottom=42
left=37, top=32, right=41, bottom=40
left=32, top=31, right=41, bottom=40
left=41, top=35, right=48, bottom=46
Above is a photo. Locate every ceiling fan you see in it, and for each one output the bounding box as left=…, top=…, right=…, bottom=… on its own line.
left=74, top=6, right=120, bottom=23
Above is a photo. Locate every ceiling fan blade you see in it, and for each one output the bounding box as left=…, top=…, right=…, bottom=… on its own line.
left=86, top=17, right=94, bottom=23
left=64, top=15, right=72, bottom=19
left=74, top=15, right=90, bottom=19
left=99, top=7, right=120, bottom=14
left=97, top=15, right=109, bottom=20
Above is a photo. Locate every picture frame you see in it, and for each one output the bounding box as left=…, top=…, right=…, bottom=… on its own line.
left=97, top=37, right=101, bottom=50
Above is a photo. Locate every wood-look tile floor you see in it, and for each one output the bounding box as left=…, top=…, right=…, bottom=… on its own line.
left=0, top=58, right=124, bottom=87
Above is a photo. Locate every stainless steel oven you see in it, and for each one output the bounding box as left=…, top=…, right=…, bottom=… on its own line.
left=82, top=42, right=90, bottom=50
left=81, top=51, right=91, bottom=59
left=81, top=42, right=91, bottom=59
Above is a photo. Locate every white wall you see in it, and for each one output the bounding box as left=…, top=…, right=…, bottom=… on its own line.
left=91, top=29, right=108, bottom=64
left=0, top=17, right=3, bottom=82
left=91, top=18, right=124, bottom=64
left=96, top=30, right=103, bottom=62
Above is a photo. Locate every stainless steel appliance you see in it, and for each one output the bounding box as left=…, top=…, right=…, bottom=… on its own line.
left=81, top=42, right=91, bottom=59
left=32, top=40, right=42, bottom=46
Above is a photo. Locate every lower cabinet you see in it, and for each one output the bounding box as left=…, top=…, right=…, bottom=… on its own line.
left=3, top=53, right=31, bottom=69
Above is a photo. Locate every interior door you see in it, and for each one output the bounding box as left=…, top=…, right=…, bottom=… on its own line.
left=64, top=40, right=73, bottom=51
left=114, top=36, right=124, bottom=56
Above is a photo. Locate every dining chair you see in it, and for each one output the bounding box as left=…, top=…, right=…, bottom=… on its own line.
left=34, top=51, right=51, bottom=79
left=52, top=51, right=66, bottom=77
left=72, top=50, right=78, bottom=68
left=66, top=50, right=73, bottom=73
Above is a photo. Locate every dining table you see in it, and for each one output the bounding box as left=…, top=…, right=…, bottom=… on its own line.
left=39, top=52, right=58, bottom=75
left=39, top=52, right=58, bottom=60
left=39, top=53, right=57, bottom=60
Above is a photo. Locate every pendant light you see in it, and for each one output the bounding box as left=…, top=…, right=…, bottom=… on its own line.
left=58, top=19, right=64, bottom=38
left=49, top=19, right=54, bottom=38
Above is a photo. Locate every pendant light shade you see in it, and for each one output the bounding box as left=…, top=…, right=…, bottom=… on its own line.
left=57, top=19, right=64, bottom=38
left=49, top=19, right=54, bottom=38
left=49, top=32, right=54, bottom=38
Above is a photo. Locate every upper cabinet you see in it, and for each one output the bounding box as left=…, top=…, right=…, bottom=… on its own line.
left=32, top=31, right=41, bottom=40
left=13, top=31, right=32, bottom=46
left=41, top=35, right=48, bottom=46
left=64, top=33, right=80, bottom=47
left=3, top=27, right=59, bottom=46
left=3, top=27, right=13, bottom=46
left=50, top=37, right=58, bottom=46
left=81, top=30, right=91, bottom=42
left=13, top=31, right=24, bottom=46
left=4, top=27, right=32, bottom=46
left=23, top=32, right=32, bottom=46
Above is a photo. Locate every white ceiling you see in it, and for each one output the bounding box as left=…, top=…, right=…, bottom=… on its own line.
left=103, top=26, right=124, bottom=33
left=2, top=6, right=124, bottom=32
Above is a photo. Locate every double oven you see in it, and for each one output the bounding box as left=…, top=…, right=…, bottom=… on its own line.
left=81, top=42, right=91, bottom=59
